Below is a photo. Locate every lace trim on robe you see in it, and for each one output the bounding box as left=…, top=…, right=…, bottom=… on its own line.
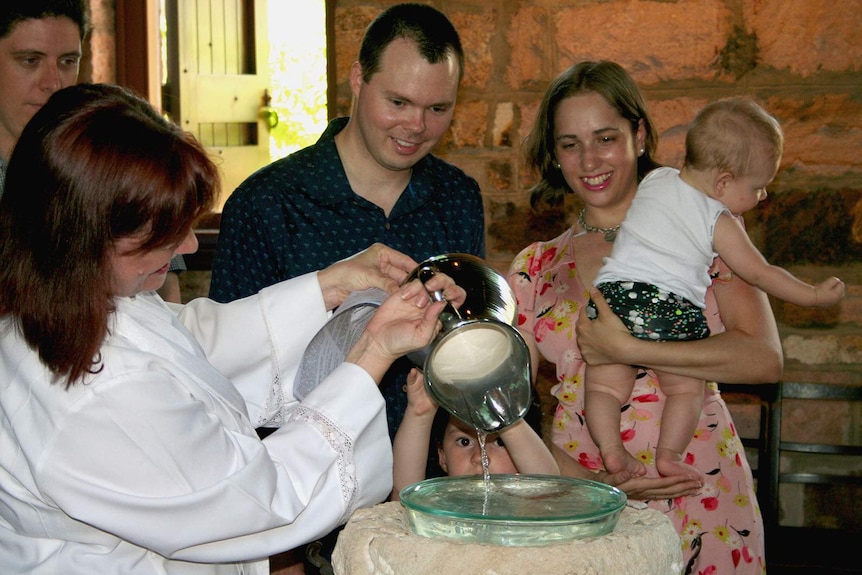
left=288, top=405, right=357, bottom=524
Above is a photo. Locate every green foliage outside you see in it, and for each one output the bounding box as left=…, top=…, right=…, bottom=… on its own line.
left=267, top=1, right=328, bottom=160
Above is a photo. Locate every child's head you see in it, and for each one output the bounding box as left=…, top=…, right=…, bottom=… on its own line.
left=428, top=393, right=544, bottom=477
left=431, top=411, right=519, bottom=476
left=684, top=97, right=784, bottom=214
left=685, top=97, right=784, bottom=175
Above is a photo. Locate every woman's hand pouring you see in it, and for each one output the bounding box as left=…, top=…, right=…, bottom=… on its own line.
left=316, top=243, right=465, bottom=311
left=344, top=281, right=447, bottom=383
left=333, top=246, right=465, bottom=383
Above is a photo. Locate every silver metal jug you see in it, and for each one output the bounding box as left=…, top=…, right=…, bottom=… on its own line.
left=405, top=254, right=531, bottom=432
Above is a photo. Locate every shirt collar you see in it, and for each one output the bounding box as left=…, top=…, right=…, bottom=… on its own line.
left=314, top=117, right=433, bottom=213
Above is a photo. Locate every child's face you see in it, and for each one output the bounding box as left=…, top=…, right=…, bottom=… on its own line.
left=437, top=417, right=518, bottom=476
left=719, top=144, right=779, bottom=216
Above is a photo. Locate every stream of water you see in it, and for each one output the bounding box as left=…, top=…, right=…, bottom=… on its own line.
left=476, top=428, right=491, bottom=515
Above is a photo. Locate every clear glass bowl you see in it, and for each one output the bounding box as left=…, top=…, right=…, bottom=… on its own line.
left=399, top=474, right=627, bottom=547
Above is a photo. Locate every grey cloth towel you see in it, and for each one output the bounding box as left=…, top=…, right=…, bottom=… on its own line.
left=294, top=288, right=389, bottom=400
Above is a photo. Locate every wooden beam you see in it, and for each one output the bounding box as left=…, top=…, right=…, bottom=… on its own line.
left=115, top=0, right=161, bottom=110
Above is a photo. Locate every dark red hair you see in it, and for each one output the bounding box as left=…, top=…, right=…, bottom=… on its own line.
left=0, top=83, right=219, bottom=386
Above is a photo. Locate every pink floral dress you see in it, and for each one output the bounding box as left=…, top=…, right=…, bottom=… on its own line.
left=508, top=227, right=766, bottom=575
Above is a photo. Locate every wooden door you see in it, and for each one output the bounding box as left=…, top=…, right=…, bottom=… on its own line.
left=166, top=0, right=271, bottom=211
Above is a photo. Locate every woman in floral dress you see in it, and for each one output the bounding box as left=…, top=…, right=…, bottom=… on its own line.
left=508, top=61, right=782, bottom=574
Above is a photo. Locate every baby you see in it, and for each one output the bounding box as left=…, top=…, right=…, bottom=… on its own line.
left=586, top=97, right=845, bottom=481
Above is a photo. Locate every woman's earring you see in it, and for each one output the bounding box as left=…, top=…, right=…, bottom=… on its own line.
left=554, top=161, right=561, bottom=169
left=638, top=148, right=645, bottom=156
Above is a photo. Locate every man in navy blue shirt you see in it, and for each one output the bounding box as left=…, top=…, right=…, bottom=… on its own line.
left=211, top=5, right=484, bottom=571
left=210, top=4, right=483, bottom=303
left=210, top=3, right=485, bottom=436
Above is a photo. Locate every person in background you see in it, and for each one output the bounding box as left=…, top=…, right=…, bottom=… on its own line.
left=391, top=369, right=558, bottom=500
left=508, top=60, right=781, bottom=574
left=0, top=0, right=86, bottom=188
left=0, top=0, right=185, bottom=302
left=0, top=82, right=461, bottom=575
left=210, top=1, right=485, bottom=440
left=584, top=96, right=845, bottom=482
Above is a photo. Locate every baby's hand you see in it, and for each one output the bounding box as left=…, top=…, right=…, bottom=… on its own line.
left=405, top=369, right=438, bottom=418
left=814, top=277, right=846, bottom=307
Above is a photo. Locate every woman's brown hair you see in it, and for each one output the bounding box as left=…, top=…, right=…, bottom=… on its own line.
left=0, top=83, right=219, bottom=387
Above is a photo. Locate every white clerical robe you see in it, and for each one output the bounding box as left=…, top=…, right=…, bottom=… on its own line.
left=0, top=272, right=392, bottom=574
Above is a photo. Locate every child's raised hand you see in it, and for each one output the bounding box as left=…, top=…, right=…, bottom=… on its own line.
left=405, top=368, right=438, bottom=418
left=814, top=276, right=846, bottom=307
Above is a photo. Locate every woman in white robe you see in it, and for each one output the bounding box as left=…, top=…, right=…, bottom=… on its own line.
left=0, top=83, right=456, bottom=575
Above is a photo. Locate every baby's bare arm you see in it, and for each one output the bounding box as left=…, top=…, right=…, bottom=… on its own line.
left=713, top=214, right=845, bottom=308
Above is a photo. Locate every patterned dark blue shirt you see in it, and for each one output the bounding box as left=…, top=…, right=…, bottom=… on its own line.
left=209, top=117, right=485, bottom=437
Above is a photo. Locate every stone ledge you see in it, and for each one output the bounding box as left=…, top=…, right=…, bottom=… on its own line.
left=779, top=365, right=862, bottom=386
left=779, top=327, right=862, bottom=369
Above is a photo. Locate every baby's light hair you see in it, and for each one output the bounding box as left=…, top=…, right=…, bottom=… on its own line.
left=684, top=97, right=784, bottom=177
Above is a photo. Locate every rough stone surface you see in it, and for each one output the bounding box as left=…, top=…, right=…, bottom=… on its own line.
left=332, top=501, right=683, bottom=575
left=745, top=0, right=862, bottom=75
left=492, top=102, right=515, bottom=148
left=446, top=100, right=487, bottom=149
left=505, top=6, right=548, bottom=89
left=554, top=1, right=732, bottom=85
left=450, top=8, right=496, bottom=91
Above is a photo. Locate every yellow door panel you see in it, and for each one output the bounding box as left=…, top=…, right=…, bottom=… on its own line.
left=190, top=75, right=266, bottom=123
left=175, top=0, right=270, bottom=211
